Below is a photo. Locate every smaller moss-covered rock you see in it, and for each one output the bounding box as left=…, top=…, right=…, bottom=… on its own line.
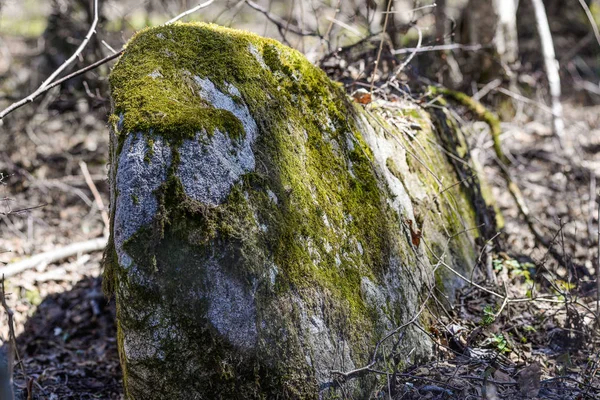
left=106, top=23, right=492, bottom=399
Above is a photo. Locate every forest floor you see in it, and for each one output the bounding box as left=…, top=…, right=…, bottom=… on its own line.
left=2, top=37, right=600, bottom=400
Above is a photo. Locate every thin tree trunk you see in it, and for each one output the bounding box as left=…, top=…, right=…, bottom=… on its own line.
left=493, top=0, right=519, bottom=65
left=435, top=0, right=447, bottom=43
left=461, top=0, right=519, bottom=84
left=530, top=0, right=565, bottom=138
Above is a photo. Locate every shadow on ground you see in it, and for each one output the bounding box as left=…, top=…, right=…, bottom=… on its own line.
left=13, top=276, right=122, bottom=400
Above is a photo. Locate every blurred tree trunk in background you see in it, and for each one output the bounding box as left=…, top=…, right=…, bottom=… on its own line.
left=460, top=0, right=518, bottom=85
left=435, top=0, right=446, bottom=43
left=493, top=0, right=519, bottom=67
left=530, top=0, right=564, bottom=137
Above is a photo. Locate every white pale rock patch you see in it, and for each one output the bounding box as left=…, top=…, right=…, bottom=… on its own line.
left=114, top=132, right=172, bottom=268
left=359, top=115, right=416, bottom=223
left=294, top=294, right=356, bottom=388
left=148, top=69, right=163, bottom=79
left=248, top=44, right=267, bottom=69
left=203, top=261, right=258, bottom=349
left=176, top=78, right=258, bottom=205
left=123, top=305, right=172, bottom=362
left=267, top=189, right=278, bottom=204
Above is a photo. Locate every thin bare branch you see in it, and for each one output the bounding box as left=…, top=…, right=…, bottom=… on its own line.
left=395, top=25, right=422, bottom=76
left=577, top=0, right=600, bottom=50
left=0, top=0, right=99, bottom=121
left=79, top=161, right=109, bottom=235
left=369, top=0, right=394, bottom=93
left=39, top=0, right=99, bottom=91
left=244, top=0, right=320, bottom=37
left=0, top=50, right=124, bottom=122
left=391, top=43, right=486, bottom=55
left=324, top=17, right=361, bottom=38
left=165, top=0, right=215, bottom=25
left=0, top=0, right=219, bottom=122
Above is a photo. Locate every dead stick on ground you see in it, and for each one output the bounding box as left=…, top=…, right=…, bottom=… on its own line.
left=79, top=161, right=109, bottom=236
left=0, top=238, right=107, bottom=279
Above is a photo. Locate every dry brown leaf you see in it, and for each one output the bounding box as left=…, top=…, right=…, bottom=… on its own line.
left=351, top=89, right=372, bottom=105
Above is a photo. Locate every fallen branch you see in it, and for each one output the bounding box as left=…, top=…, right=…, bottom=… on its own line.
left=79, top=161, right=109, bottom=235
left=0, top=237, right=107, bottom=279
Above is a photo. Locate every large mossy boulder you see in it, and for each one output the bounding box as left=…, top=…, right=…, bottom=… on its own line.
left=105, top=23, right=494, bottom=399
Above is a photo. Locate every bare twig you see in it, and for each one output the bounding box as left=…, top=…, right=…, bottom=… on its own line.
left=392, top=43, right=486, bottom=55
left=0, top=238, right=107, bottom=279
left=0, top=0, right=219, bottom=122
left=495, top=87, right=554, bottom=115
left=473, top=78, right=502, bottom=101
left=382, top=4, right=437, bottom=14
left=101, top=40, right=118, bottom=55
left=369, top=0, right=394, bottom=93
left=394, top=25, right=422, bottom=76
left=165, top=0, right=215, bottom=25
left=577, top=0, right=600, bottom=50
left=0, top=50, right=123, bottom=122
left=244, top=0, right=319, bottom=37
left=39, top=0, right=99, bottom=92
left=324, top=17, right=361, bottom=38
left=0, top=0, right=99, bottom=121
left=79, top=161, right=109, bottom=235
left=0, top=203, right=46, bottom=216
left=318, top=0, right=342, bottom=55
